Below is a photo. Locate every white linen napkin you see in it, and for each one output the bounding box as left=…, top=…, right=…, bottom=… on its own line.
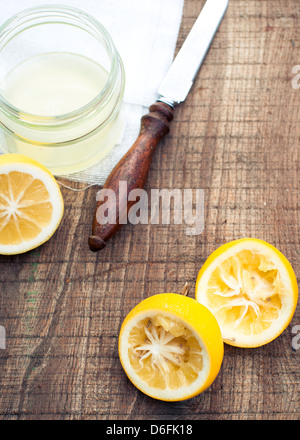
left=0, top=0, right=184, bottom=185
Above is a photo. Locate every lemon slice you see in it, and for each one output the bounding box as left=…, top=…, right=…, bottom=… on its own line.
left=118, top=293, right=223, bottom=401
left=0, top=154, right=64, bottom=255
left=196, top=238, right=298, bottom=348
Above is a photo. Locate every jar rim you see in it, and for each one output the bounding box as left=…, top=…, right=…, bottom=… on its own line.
left=0, top=4, right=120, bottom=127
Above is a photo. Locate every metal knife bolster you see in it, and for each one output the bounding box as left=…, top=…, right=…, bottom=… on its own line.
left=158, top=0, right=229, bottom=107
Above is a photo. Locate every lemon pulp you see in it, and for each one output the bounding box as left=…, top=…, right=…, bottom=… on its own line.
left=0, top=154, right=64, bottom=255
left=0, top=171, right=53, bottom=245
left=128, top=315, right=203, bottom=390
left=207, top=250, right=283, bottom=337
left=119, top=293, right=224, bottom=401
left=196, top=239, right=298, bottom=347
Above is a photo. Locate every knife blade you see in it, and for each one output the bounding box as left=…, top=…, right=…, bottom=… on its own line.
left=89, top=0, right=229, bottom=252
left=158, top=0, right=229, bottom=106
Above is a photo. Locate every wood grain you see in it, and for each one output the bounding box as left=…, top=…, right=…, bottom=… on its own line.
left=0, top=0, right=299, bottom=420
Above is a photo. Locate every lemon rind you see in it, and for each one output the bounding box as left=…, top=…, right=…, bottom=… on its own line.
left=196, top=239, right=298, bottom=348
left=0, top=161, right=64, bottom=255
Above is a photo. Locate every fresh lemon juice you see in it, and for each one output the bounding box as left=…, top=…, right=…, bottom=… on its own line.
left=2, top=52, right=109, bottom=117
left=0, top=52, right=125, bottom=175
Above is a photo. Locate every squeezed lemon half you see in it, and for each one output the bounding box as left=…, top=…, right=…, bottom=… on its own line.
left=196, top=238, right=298, bottom=348
left=118, top=294, right=224, bottom=401
left=0, top=154, right=64, bottom=255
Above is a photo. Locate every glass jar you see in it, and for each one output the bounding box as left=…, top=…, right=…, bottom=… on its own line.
left=0, top=5, right=125, bottom=175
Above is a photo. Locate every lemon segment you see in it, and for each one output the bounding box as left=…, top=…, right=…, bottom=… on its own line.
left=196, top=238, right=298, bottom=348
left=0, top=154, right=64, bottom=255
left=119, top=294, right=224, bottom=401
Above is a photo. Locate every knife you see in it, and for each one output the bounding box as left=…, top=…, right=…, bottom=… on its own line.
left=89, top=0, right=229, bottom=252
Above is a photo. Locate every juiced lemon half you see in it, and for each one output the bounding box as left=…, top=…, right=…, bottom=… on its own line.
left=0, top=154, right=64, bottom=255
left=196, top=238, right=298, bottom=348
left=118, top=293, right=224, bottom=401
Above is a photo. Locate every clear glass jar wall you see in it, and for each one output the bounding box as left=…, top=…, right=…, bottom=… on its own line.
left=0, top=5, right=125, bottom=175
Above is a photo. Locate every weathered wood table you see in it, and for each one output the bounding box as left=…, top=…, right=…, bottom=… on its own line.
left=0, top=0, right=299, bottom=420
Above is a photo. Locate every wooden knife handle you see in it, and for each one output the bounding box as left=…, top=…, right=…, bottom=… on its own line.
left=88, top=101, right=174, bottom=252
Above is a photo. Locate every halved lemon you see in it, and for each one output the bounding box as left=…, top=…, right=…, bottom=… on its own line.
left=196, top=238, right=298, bottom=348
left=0, top=154, right=64, bottom=255
left=118, top=293, right=224, bottom=401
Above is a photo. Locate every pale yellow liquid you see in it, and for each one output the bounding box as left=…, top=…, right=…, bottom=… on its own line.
left=0, top=52, right=124, bottom=175
left=2, top=52, right=108, bottom=116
